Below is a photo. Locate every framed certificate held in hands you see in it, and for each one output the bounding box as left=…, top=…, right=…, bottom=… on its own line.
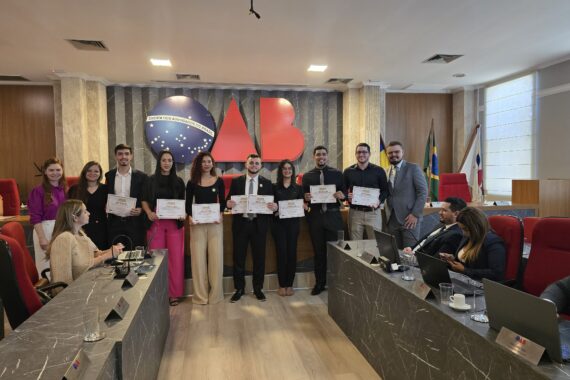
left=156, top=199, right=186, bottom=219
left=192, top=203, right=220, bottom=224
left=310, top=185, right=336, bottom=204
left=247, top=195, right=274, bottom=214
left=351, top=186, right=380, bottom=207
left=230, top=195, right=248, bottom=214
left=278, top=199, right=305, bottom=219
left=107, top=194, right=137, bottom=217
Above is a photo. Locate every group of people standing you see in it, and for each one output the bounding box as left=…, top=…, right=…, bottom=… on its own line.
left=27, top=138, right=506, bottom=308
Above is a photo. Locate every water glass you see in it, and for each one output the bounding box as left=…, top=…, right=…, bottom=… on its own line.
left=439, top=283, right=454, bottom=305
left=83, top=307, right=104, bottom=342
left=401, top=253, right=415, bottom=281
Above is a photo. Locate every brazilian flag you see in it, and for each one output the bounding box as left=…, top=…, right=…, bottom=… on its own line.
left=423, top=125, right=439, bottom=201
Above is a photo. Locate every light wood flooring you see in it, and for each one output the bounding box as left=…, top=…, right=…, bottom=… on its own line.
left=157, top=289, right=381, bottom=380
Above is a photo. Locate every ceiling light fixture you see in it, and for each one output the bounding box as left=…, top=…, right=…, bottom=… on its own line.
left=249, top=0, right=261, bottom=19
left=452, top=73, right=466, bottom=78
left=308, top=65, right=328, bottom=72
left=150, top=58, right=172, bottom=67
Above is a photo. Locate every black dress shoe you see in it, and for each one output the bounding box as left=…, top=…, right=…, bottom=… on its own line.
left=311, top=285, right=325, bottom=296
left=230, top=289, right=245, bottom=303
left=254, top=289, right=266, bottom=301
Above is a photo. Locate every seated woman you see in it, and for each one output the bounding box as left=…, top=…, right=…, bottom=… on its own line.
left=541, top=275, right=570, bottom=315
left=47, top=199, right=123, bottom=285
left=442, top=207, right=506, bottom=281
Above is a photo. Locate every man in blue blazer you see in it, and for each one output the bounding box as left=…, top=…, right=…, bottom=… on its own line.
left=385, top=141, right=428, bottom=249
left=105, top=144, right=148, bottom=248
left=226, top=153, right=277, bottom=302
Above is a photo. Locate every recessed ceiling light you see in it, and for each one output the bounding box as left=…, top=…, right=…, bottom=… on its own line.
left=150, top=58, right=172, bottom=67
left=452, top=73, right=466, bottom=78
left=308, top=64, right=328, bottom=72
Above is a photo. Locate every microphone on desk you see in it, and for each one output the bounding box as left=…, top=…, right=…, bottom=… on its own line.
left=109, top=234, right=133, bottom=279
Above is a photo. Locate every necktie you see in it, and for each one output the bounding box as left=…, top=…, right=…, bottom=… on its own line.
left=389, top=165, right=398, bottom=187
left=247, top=178, right=255, bottom=220
left=320, top=169, right=327, bottom=212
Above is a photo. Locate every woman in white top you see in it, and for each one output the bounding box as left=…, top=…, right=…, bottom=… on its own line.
left=47, top=199, right=123, bottom=285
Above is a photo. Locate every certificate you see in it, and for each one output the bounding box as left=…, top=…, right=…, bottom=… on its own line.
left=230, top=195, right=248, bottom=214
left=278, top=199, right=305, bottom=219
left=247, top=195, right=274, bottom=214
left=107, top=194, right=137, bottom=217
left=351, top=186, right=380, bottom=206
left=156, top=199, right=186, bottom=219
left=310, top=185, right=336, bottom=204
left=192, top=203, right=220, bottom=224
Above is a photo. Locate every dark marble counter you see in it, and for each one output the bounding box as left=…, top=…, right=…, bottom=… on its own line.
left=0, top=251, right=169, bottom=380
left=328, top=240, right=569, bottom=380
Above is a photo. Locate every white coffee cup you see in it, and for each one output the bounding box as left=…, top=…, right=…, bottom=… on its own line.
left=449, top=293, right=466, bottom=306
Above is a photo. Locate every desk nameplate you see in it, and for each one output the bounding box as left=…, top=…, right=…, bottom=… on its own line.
left=496, top=327, right=545, bottom=366
left=122, top=270, right=139, bottom=288
left=105, top=296, right=130, bottom=322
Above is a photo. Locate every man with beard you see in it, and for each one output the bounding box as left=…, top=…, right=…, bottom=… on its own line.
left=302, top=146, right=346, bottom=295
left=343, top=142, right=389, bottom=240
left=403, top=197, right=466, bottom=257
left=385, top=141, right=428, bottom=249
left=105, top=144, right=148, bottom=248
left=226, top=153, right=277, bottom=302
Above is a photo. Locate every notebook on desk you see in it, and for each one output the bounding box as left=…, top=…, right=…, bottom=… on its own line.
left=373, top=230, right=401, bottom=265
left=484, top=279, right=570, bottom=363
left=416, top=252, right=482, bottom=295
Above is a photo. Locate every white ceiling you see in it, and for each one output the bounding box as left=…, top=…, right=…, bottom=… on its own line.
left=2, top=0, right=570, bottom=91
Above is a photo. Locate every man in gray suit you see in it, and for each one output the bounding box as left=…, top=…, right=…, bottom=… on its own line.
left=385, top=141, right=428, bottom=248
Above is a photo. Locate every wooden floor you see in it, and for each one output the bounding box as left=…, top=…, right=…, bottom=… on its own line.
left=157, top=290, right=381, bottom=380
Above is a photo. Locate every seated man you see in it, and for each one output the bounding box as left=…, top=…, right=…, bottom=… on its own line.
left=403, top=197, right=466, bottom=257
left=541, top=275, right=570, bottom=315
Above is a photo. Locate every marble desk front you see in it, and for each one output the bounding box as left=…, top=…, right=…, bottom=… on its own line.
left=0, top=251, right=169, bottom=380
left=328, top=240, right=569, bottom=380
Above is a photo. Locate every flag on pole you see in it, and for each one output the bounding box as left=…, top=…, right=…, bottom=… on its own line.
left=379, top=136, right=390, bottom=172
left=423, top=122, right=439, bottom=201
left=459, top=125, right=484, bottom=202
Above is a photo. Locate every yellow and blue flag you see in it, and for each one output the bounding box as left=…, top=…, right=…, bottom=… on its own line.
left=423, top=123, right=439, bottom=201
left=380, top=136, right=390, bottom=172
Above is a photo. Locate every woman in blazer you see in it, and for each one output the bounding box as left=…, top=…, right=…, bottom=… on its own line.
left=442, top=207, right=506, bottom=281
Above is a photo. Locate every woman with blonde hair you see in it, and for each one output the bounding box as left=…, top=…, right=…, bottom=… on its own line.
left=47, top=199, right=123, bottom=285
left=28, top=158, right=67, bottom=275
left=442, top=207, right=506, bottom=281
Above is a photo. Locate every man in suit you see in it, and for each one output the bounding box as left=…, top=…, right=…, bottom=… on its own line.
left=385, top=141, right=428, bottom=249
left=303, top=146, right=346, bottom=295
left=105, top=144, right=148, bottom=248
left=403, top=197, right=466, bottom=257
left=226, top=153, right=277, bottom=302
left=343, top=142, right=389, bottom=240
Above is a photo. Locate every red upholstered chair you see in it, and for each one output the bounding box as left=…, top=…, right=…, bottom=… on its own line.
left=296, top=173, right=304, bottom=185
left=522, top=218, right=570, bottom=296
left=0, top=178, right=21, bottom=216
left=66, top=176, right=79, bottom=189
left=221, top=173, right=242, bottom=199
left=0, top=236, right=43, bottom=329
left=523, top=217, right=540, bottom=243
left=488, top=215, right=523, bottom=286
left=1, top=222, right=48, bottom=288
left=438, top=173, right=471, bottom=202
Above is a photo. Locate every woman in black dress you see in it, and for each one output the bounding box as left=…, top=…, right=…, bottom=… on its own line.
left=272, top=159, right=305, bottom=296
left=68, top=161, right=109, bottom=249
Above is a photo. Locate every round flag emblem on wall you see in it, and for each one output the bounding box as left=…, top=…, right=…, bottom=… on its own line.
left=144, top=96, right=216, bottom=164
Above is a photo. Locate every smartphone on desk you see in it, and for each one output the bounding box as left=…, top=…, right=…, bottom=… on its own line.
left=438, top=253, right=455, bottom=261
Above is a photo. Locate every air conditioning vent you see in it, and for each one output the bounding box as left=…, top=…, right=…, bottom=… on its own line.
left=176, top=73, right=201, bottom=81
left=0, top=75, right=29, bottom=81
left=422, top=54, right=463, bottom=64
left=67, top=39, right=108, bottom=51
left=325, top=78, right=353, bottom=84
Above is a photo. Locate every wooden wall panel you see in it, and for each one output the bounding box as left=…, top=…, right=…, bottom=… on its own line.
left=385, top=93, right=453, bottom=175
left=0, top=85, right=55, bottom=203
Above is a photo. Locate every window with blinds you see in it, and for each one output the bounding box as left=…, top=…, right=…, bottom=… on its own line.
left=484, top=74, right=536, bottom=199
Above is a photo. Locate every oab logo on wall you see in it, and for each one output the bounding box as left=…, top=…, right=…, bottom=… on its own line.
left=144, top=96, right=216, bottom=164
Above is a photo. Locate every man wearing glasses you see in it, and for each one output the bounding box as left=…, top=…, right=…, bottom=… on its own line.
left=343, top=143, right=389, bottom=240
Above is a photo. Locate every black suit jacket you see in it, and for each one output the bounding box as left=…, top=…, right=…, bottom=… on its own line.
left=414, top=224, right=463, bottom=257
left=105, top=168, right=148, bottom=208
left=455, top=231, right=506, bottom=281
left=227, top=174, right=274, bottom=232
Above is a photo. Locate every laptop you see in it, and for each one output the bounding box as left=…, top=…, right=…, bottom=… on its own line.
left=484, top=279, right=570, bottom=363
left=373, top=230, right=400, bottom=265
left=416, top=252, right=481, bottom=294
